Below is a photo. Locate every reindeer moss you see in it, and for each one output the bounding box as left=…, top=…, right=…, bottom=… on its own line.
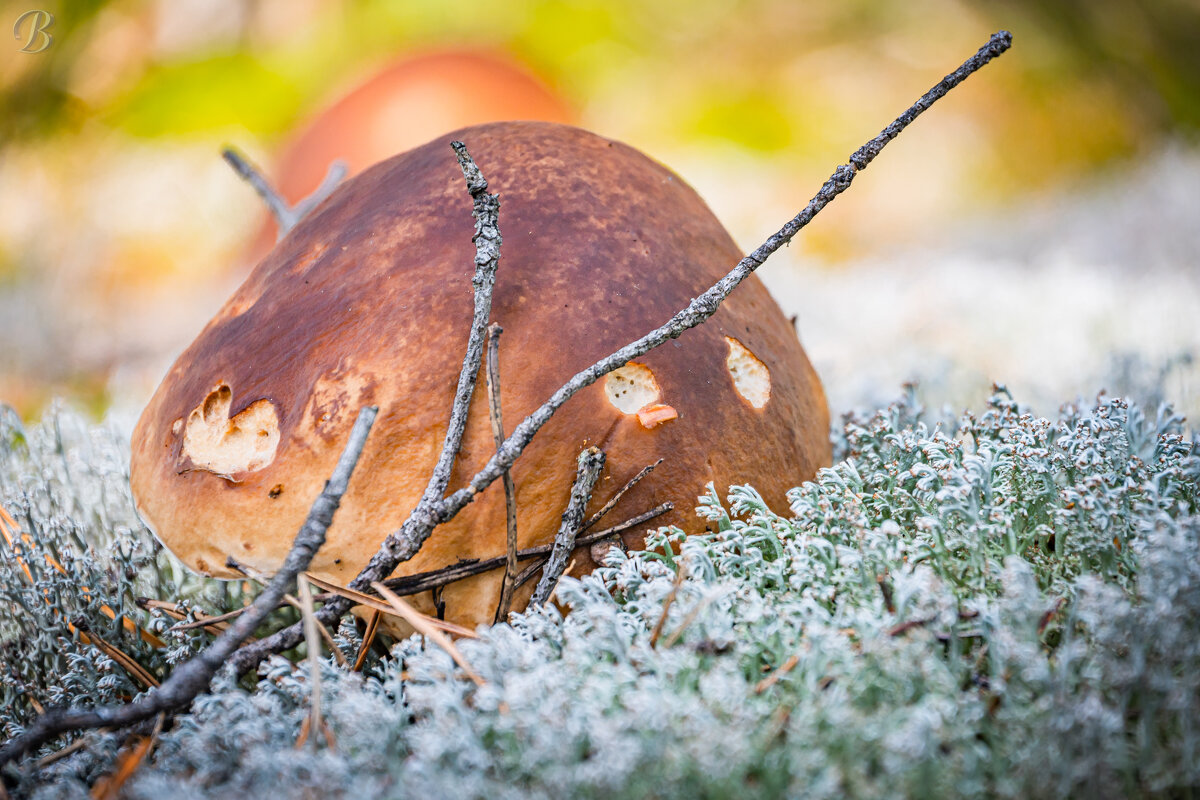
left=2, top=386, right=1198, bottom=799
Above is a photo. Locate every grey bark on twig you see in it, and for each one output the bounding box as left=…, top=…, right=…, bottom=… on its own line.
left=531, top=448, right=606, bottom=606
left=582, top=458, right=662, bottom=532
left=227, top=140, right=503, bottom=675
left=373, top=502, right=673, bottom=597
left=226, top=30, right=1011, bottom=679
left=0, top=406, right=378, bottom=767
left=221, top=147, right=346, bottom=237
left=485, top=323, right=521, bottom=623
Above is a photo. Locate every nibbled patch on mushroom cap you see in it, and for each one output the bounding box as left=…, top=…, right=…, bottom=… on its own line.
left=181, top=385, right=280, bottom=476
left=604, top=363, right=660, bottom=414
left=725, top=337, right=771, bottom=409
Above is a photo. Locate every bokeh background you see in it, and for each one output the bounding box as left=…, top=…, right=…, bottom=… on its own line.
left=1, top=0, right=1198, bottom=429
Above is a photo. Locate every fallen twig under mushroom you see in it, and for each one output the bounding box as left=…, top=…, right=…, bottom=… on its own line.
left=486, top=323, right=521, bottom=624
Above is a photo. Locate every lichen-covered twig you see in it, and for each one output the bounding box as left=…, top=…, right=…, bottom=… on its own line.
left=649, top=561, right=687, bottom=648
left=485, top=323, right=520, bottom=623
left=0, top=406, right=378, bottom=767
left=531, top=448, right=606, bottom=606
left=221, top=147, right=346, bottom=237
left=228, top=31, right=1011, bottom=678
left=583, top=458, right=662, bottom=531
left=228, top=141, right=502, bottom=674
left=374, top=503, right=673, bottom=597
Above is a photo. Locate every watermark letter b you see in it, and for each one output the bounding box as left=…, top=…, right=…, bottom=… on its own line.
left=14, top=9, right=53, bottom=54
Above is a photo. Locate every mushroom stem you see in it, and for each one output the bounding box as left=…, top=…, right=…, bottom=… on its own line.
left=229, top=30, right=1012, bottom=680
left=531, top=448, right=606, bottom=606
left=0, top=405, right=378, bottom=767
left=485, top=323, right=521, bottom=623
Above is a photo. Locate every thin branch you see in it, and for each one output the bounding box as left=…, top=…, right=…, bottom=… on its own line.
left=221, top=147, right=346, bottom=237
left=296, top=575, right=324, bottom=750
left=486, top=323, right=520, bottom=623
left=0, top=406, right=378, bottom=767
left=228, top=140, right=503, bottom=674
left=352, top=610, right=382, bottom=672
left=290, top=161, right=348, bottom=228
left=224, top=31, right=1011, bottom=678
left=224, top=559, right=348, bottom=667
left=531, top=448, right=606, bottom=606
left=754, top=654, right=801, bottom=694
left=371, top=583, right=485, bottom=687
left=153, top=503, right=673, bottom=640
left=513, top=558, right=545, bottom=591
left=378, top=502, right=674, bottom=597
left=649, top=561, right=687, bottom=648
left=302, top=573, right=477, bottom=639
left=660, top=587, right=732, bottom=649
left=582, top=459, right=662, bottom=532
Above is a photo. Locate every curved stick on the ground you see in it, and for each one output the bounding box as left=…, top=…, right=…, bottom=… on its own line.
left=0, top=406, right=378, bottom=768
left=531, top=448, right=606, bottom=606
left=485, top=323, right=521, bottom=623
left=228, top=30, right=1012, bottom=678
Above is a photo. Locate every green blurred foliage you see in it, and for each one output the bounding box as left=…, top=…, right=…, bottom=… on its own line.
left=4, top=0, right=1199, bottom=171
left=109, top=52, right=299, bottom=136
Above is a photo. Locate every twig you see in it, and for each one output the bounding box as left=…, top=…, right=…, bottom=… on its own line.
left=486, top=323, right=520, bottom=624
left=225, top=559, right=347, bottom=667
left=301, top=573, right=477, bottom=639
left=887, top=617, right=935, bottom=637
left=754, top=654, right=801, bottom=694
left=296, top=575, right=324, bottom=750
left=371, top=583, right=485, bottom=687
left=583, top=459, right=662, bottom=531
left=221, top=147, right=346, bottom=237
left=141, top=599, right=253, bottom=640
left=290, top=161, right=348, bottom=228
left=225, top=32, right=1011, bottom=678
left=366, top=31, right=1015, bottom=577
left=649, top=561, right=687, bottom=648
left=377, top=503, right=674, bottom=597
left=34, top=735, right=89, bottom=768
left=660, top=588, right=732, bottom=649
left=228, top=141, right=503, bottom=674
left=352, top=610, right=382, bottom=672
left=0, top=407, right=378, bottom=767
left=89, top=713, right=163, bottom=800
left=876, top=573, right=896, bottom=614
left=531, top=448, right=605, bottom=606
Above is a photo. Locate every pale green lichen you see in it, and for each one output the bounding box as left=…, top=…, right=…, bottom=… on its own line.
left=2, top=384, right=1198, bottom=799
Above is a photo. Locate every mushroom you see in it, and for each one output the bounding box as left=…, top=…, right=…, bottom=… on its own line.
left=130, top=121, right=831, bottom=627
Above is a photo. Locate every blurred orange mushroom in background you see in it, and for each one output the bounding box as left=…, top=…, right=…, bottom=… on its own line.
left=242, top=49, right=576, bottom=266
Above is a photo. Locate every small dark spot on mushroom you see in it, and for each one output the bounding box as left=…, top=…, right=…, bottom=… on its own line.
left=242, top=542, right=253, bottom=551
left=269, top=484, right=283, bottom=498
left=334, top=558, right=342, bottom=565
left=196, top=558, right=209, bottom=572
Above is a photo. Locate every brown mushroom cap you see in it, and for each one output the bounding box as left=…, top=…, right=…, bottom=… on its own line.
left=130, top=121, right=831, bottom=625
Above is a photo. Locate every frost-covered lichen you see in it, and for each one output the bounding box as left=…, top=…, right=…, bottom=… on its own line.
left=2, top=387, right=1198, bottom=799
